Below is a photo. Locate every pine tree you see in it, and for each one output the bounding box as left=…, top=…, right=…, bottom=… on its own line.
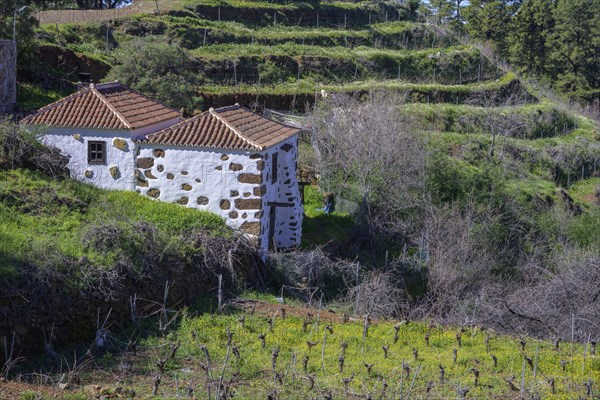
left=549, top=0, right=600, bottom=98
left=464, top=0, right=520, bottom=56
left=428, top=0, right=469, bottom=32
left=508, top=0, right=555, bottom=76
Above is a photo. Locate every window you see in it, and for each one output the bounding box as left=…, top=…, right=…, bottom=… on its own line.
left=88, top=141, right=106, bottom=165
left=271, top=152, right=278, bottom=184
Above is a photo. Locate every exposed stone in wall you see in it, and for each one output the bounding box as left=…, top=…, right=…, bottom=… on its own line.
left=157, top=165, right=164, bottom=173
left=229, top=163, right=243, bottom=171
left=221, top=154, right=229, bottom=161
left=250, top=153, right=262, bottom=159
left=84, top=169, right=93, bottom=178
left=109, top=165, right=119, bottom=178
left=253, top=185, right=266, bottom=196
left=238, top=173, right=262, bottom=184
left=177, top=196, right=189, bottom=205
left=153, top=149, right=165, bottom=158
left=167, top=173, right=175, bottom=180
left=230, top=190, right=239, bottom=197
left=181, top=170, right=188, bottom=175
left=220, top=199, right=231, bottom=210
left=235, top=199, right=261, bottom=210
left=136, top=158, right=154, bottom=169
left=145, top=170, right=157, bottom=179
left=197, top=196, right=209, bottom=205
left=254, top=211, right=262, bottom=218
left=242, top=213, right=247, bottom=218
left=73, top=134, right=81, bottom=141
left=229, top=211, right=238, bottom=219
left=182, top=183, right=192, bottom=191
left=195, top=178, right=202, bottom=183
left=147, top=188, right=160, bottom=198
left=257, top=161, right=265, bottom=171
left=215, top=165, right=222, bottom=171
left=240, top=221, right=260, bottom=236
left=136, top=178, right=148, bottom=188
left=243, top=192, right=251, bottom=197
left=113, top=138, right=127, bottom=150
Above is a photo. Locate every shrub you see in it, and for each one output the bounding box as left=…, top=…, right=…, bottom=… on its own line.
left=106, top=39, right=203, bottom=114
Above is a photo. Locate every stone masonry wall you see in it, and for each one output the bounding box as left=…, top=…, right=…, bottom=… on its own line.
left=135, top=144, right=266, bottom=235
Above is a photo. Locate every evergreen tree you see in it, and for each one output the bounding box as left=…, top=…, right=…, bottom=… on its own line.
left=508, top=0, right=555, bottom=76
left=428, top=0, right=469, bottom=32
left=464, top=0, right=520, bottom=56
left=549, top=0, right=600, bottom=99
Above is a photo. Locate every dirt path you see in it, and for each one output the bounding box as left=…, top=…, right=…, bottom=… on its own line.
left=35, top=0, right=185, bottom=25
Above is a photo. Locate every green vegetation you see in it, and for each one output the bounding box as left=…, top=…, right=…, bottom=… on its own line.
left=0, top=168, right=226, bottom=277
left=301, top=185, right=355, bottom=247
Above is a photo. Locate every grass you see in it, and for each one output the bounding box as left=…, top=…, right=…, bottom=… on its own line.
left=0, top=169, right=226, bottom=276
left=568, top=178, right=600, bottom=207
left=301, top=185, right=356, bottom=247
left=200, top=71, right=517, bottom=95
left=27, top=301, right=598, bottom=399
left=16, top=83, right=72, bottom=111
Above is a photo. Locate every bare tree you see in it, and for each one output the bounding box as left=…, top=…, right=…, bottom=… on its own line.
left=311, top=92, right=427, bottom=240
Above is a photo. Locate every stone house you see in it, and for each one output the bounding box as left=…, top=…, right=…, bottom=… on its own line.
left=21, top=82, right=304, bottom=251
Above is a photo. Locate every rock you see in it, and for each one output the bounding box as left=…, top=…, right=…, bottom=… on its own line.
left=257, top=160, right=265, bottom=171
left=240, top=221, right=260, bottom=236
left=229, top=211, right=238, bottom=219
left=181, top=170, right=188, bottom=175
left=182, top=183, right=192, bottom=191
left=177, top=196, right=189, bottom=205
left=153, top=149, right=165, bottom=158
left=230, top=190, right=239, bottom=197
left=229, top=163, right=243, bottom=171
left=235, top=199, right=261, bottom=210
left=220, top=199, right=231, bottom=210
left=109, top=165, right=119, bottom=179
left=84, top=169, right=93, bottom=178
left=136, top=178, right=148, bottom=188
left=167, top=173, right=175, bottom=180
left=113, top=138, right=127, bottom=150
left=238, top=173, right=262, bottom=184
left=157, top=165, right=164, bottom=173
left=197, top=196, right=209, bottom=205
left=147, top=189, right=160, bottom=198
left=221, top=154, right=229, bottom=161
left=144, top=170, right=157, bottom=179
left=253, top=185, right=266, bottom=196
left=73, top=133, right=82, bottom=141
left=250, top=153, right=262, bottom=159
left=136, top=158, right=154, bottom=169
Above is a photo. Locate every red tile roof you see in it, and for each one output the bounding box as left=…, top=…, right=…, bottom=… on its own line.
left=21, top=82, right=181, bottom=130
left=138, top=104, right=300, bottom=151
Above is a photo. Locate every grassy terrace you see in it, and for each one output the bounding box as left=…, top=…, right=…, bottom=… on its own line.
left=200, top=72, right=517, bottom=95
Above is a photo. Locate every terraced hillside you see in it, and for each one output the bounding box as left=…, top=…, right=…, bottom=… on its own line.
left=23, top=0, right=600, bottom=250
left=30, top=0, right=515, bottom=111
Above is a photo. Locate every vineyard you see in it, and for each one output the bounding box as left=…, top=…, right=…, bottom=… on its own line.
left=6, top=299, right=599, bottom=399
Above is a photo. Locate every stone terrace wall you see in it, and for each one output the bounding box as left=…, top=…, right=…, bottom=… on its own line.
left=0, top=40, right=16, bottom=112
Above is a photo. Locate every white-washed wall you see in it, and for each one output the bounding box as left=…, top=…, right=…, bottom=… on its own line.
left=136, top=145, right=266, bottom=232
left=42, top=127, right=136, bottom=190
left=260, top=135, right=303, bottom=252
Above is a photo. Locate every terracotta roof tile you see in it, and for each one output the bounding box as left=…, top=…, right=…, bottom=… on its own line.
left=20, top=82, right=181, bottom=130
left=138, top=104, right=300, bottom=151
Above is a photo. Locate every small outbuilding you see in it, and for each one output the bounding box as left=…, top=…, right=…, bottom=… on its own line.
left=21, top=82, right=303, bottom=251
